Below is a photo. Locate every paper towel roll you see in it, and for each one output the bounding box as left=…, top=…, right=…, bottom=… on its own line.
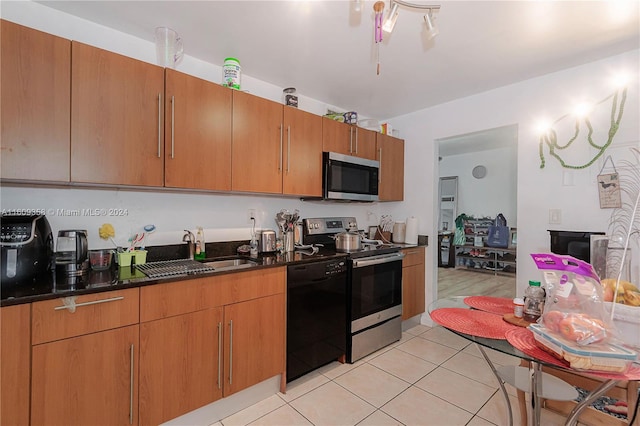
left=405, top=216, right=418, bottom=244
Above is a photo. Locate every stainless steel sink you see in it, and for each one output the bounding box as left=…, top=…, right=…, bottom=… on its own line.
left=202, top=257, right=259, bottom=271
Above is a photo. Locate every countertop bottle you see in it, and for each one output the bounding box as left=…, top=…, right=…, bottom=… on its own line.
left=194, top=227, right=206, bottom=261
left=523, top=280, right=545, bottom=322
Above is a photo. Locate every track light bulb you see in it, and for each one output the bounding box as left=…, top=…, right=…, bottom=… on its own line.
left=382, top=3, right=399, bottom=33
left=424, top=10, right=439, bottom=40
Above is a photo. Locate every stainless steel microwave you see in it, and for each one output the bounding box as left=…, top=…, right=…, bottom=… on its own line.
left=323, top=152, right=379, bottom=202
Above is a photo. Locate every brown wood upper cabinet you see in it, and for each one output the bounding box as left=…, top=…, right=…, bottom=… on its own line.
left=164, top=69, right=232, bottom=190
left=71, top=41, right=165, bottom=186
left=1, top=20, right=71, bottom=182
left=232, top=91, right=323, bottom=196
left=282, top=107, right=323, bottom=197
left=322, top=118, right=377, bottom=160
left=377, top=133, right=405, bottom=201
left=232, top=90, right=284, bottom=193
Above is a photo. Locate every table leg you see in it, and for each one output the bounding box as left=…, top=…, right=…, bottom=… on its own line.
left=564, top=379, right=618, bottom=426
left=530, top=361, right=542, bottom=426
left=476, top=344, right=513, bottom=426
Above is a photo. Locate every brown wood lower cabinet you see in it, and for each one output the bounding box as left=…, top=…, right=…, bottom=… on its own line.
left=223, top=293, right=285, bottom=396
left=1, top=304, right=31, bottom=426
left=140, top=308, right=223, bottom=425
left=402, top=246, right=426, bottom=320
left=139, top=268, right=286, bottom=425
left=31, top=325, right=139, bottom=426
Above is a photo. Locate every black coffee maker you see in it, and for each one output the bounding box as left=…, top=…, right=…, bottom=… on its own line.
left=1, top=214, right=54, bottom=286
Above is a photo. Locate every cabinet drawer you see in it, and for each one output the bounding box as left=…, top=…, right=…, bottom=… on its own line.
left=140, top=267, right=286, bottom=322
left=402, top=247, right=425, bottom=267
left=32, top=288, right=139, bottom=345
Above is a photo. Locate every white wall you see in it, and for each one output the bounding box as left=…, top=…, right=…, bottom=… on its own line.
left=0, top=2, right=386, bottom=249
left=387, top=50, right=639, bottom=320
left=439, top=146, right=517, bottom=223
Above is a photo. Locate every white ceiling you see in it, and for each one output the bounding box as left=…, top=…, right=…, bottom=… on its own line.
left=437, top=124, right=518, bottom=157
left=35, top=0, right=640, bottom=122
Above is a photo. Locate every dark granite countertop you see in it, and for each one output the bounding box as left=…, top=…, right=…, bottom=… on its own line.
left=1, top=237, right=428, bottom=307
left=0, top=240, right=347, bottom=306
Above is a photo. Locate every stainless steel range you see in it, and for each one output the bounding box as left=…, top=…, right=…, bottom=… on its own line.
left=302, top=217, right=404, bottom=363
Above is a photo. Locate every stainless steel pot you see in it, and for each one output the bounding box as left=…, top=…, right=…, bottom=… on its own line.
left=334, top=230, right=361, bottom=252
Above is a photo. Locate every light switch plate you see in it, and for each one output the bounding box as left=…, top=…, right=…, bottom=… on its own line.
left=549, top=209, right=562, bottom=224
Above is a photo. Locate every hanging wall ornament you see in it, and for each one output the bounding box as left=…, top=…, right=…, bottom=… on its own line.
left=373, top=1, right=385, bottom=75
left=598, top=156, right=622, bottom=209
left=538, top=86, right=627, bottom=170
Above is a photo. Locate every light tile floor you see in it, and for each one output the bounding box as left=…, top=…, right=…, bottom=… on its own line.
left=213, top=324, right=574, bottom=426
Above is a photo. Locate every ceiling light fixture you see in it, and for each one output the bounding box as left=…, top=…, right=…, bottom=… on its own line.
left=382, top=1, right=441, bottom=35
left=373, top=1, right=441, bottom=75
left=423, top=9, right=439, bottom=41
left=382, top=2, right=400, bottom=33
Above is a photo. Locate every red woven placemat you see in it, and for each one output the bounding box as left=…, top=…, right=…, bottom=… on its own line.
left=430, top=307, right=518, bottom=339
left=505, top=327, right=640, bottom=380
left=464, top=296, right=513, bottom=316
left=505, top=327, right=568, bottom=368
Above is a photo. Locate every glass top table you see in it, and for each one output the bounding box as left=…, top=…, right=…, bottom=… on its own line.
left=428, top=296, right=630, bottom=426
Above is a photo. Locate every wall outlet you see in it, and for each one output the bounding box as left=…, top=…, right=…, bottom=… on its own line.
left=248, top=209, right=256, bottom=223
left=549, top=209, right=562, bottom=225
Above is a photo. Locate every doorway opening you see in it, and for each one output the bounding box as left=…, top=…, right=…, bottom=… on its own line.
left=435, top=124, right=518, bottom=300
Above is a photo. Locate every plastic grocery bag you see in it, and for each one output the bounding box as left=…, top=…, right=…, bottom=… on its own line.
left=530, top=253, right=618, bottom=345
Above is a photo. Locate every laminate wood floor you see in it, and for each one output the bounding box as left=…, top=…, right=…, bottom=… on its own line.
left=437, top=267, right=516, bottom=300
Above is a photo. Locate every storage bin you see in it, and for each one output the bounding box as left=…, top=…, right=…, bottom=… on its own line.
left=116, top=250, right=147, bottom=267
left=529, top=324, right=636, bottom=373
left=604, top=302, right=640, bottom=349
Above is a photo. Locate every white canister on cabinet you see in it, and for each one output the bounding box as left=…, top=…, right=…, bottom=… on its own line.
left=222, top=57, right=241, bottom=90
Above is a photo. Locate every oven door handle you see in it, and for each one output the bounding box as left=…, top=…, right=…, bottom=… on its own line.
left=351, top=252, right=405, bottom=268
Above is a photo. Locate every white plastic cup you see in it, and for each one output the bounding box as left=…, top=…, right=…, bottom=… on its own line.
left=155, top=27, right=183, bottom=68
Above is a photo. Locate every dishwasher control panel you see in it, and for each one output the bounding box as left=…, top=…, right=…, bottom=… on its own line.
left=324, top=259, right=347, bottom=276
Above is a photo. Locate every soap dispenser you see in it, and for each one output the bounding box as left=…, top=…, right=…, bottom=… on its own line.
left=194, top=227, right=206, bottom=261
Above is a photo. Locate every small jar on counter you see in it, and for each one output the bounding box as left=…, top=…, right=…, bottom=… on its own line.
left=523, top=280, right=545, bottom=322
left=513, top=297, right=524, bottom=318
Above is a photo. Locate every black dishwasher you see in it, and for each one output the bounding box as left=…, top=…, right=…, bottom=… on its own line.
left=287, top=258, right=347, bottom=382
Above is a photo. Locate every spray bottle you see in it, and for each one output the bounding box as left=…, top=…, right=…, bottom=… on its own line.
left=195, top=227, right=206, bottom=261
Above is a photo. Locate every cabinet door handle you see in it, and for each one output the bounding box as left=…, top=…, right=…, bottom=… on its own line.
left=349, top=126, right=353, bottom=153
left=279, top=125, right=283, bottom=172
left=129, top=343, right=134, bottom=425
left=354, top=127, right=358, bottom=154
left=228, top=320, right=233, bottom=385
left=54, top=296, right=124, bottom=312
left=171, top=95, right=175, bottom=159
left=287, top=125, right=291, bottom=173
left=405, top=250, right=420, bottom=255
left=378, top=148, right=383, bottom=183
left=217, top=321, right=222, bottom=390
left=157, top=93, right=162, bottom=158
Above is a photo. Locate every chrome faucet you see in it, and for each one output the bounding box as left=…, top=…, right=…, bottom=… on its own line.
left=183, top=229, right=195, bottom=260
